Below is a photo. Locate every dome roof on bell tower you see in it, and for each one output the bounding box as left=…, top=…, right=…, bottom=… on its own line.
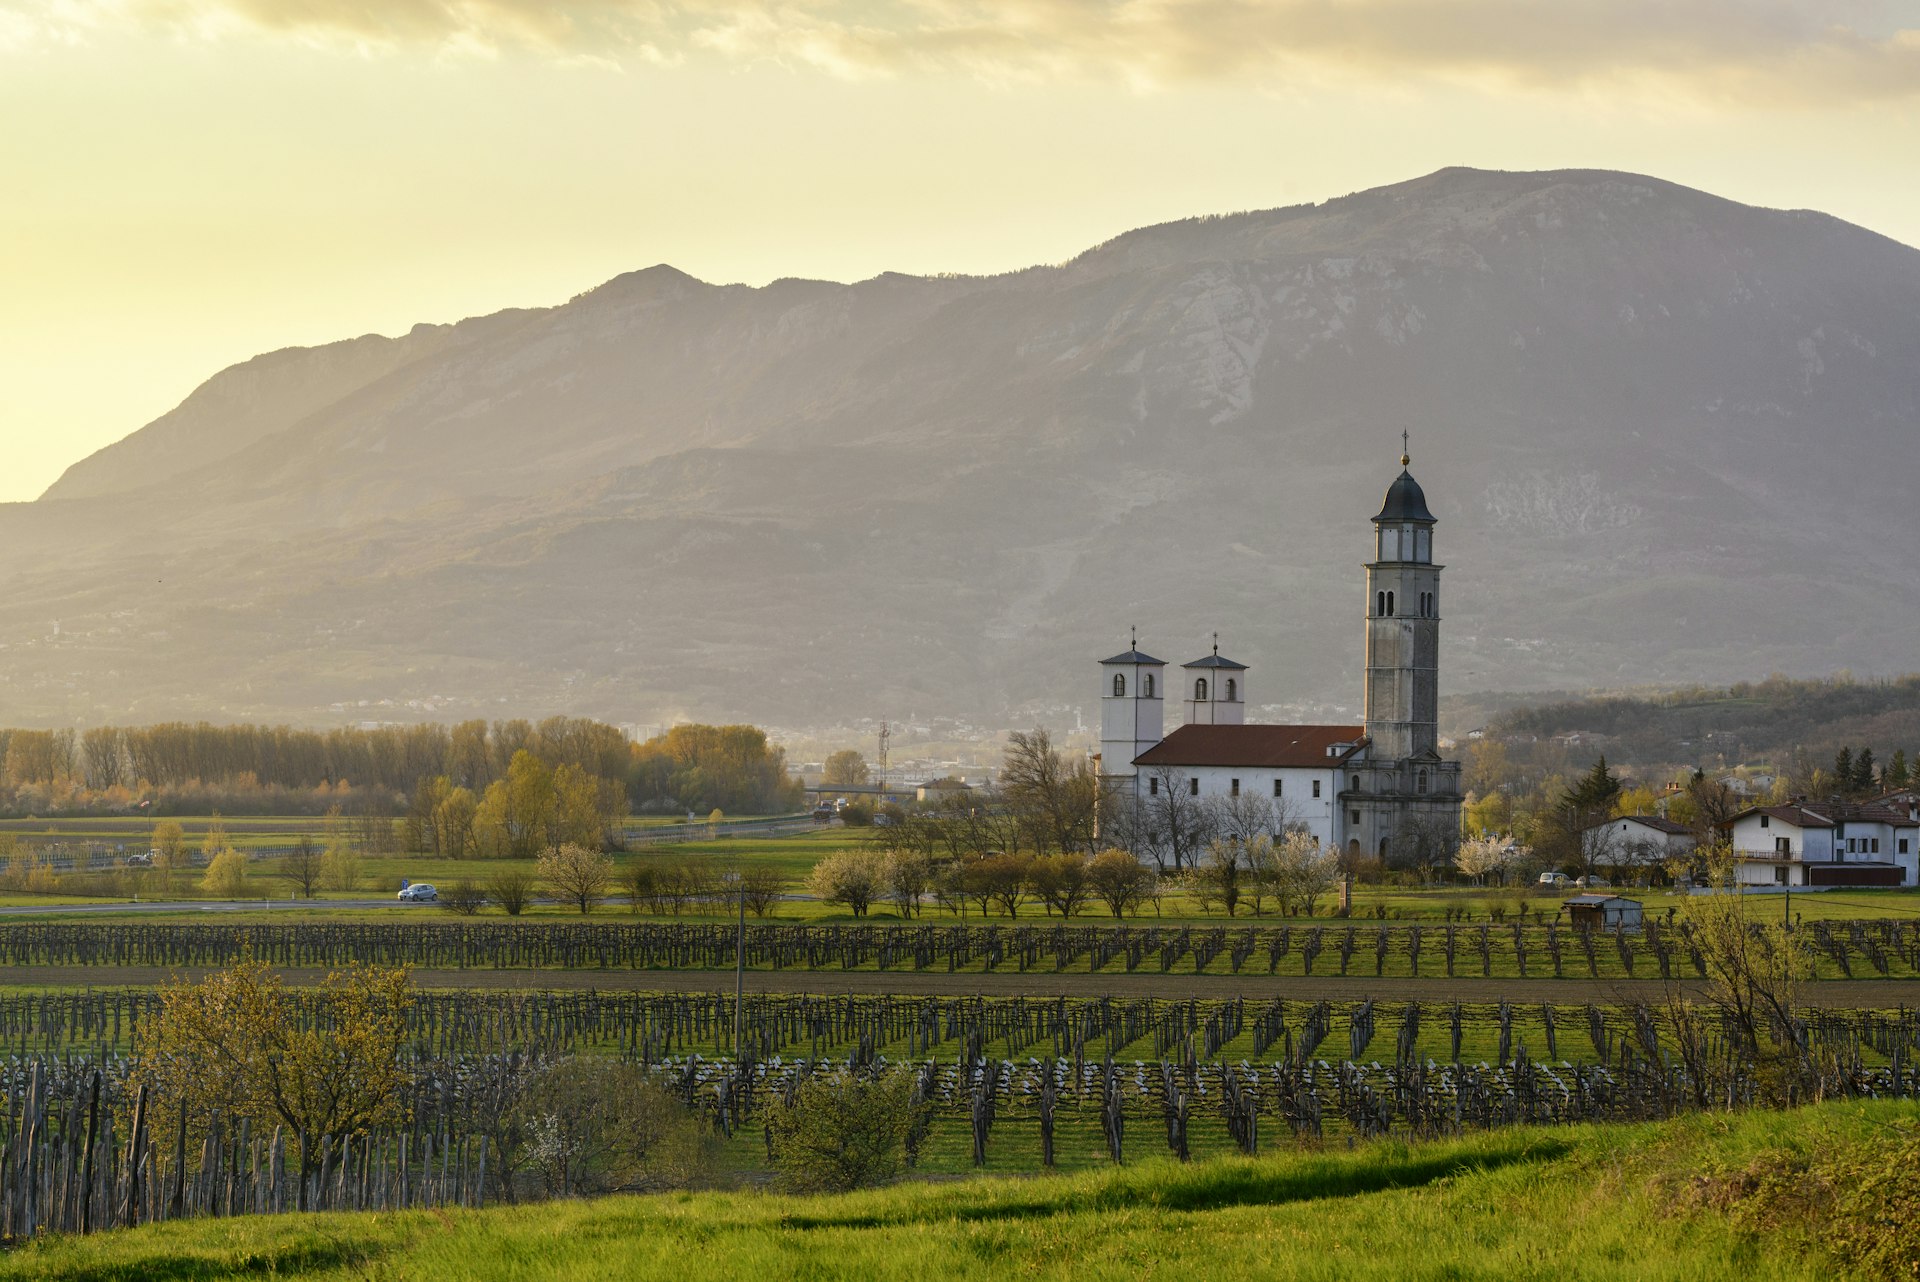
left=1373, top=468, right=1435, bottom=524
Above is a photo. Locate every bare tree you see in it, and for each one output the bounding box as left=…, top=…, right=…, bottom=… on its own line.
left=278, top=836, right=325, bottom=899
left=1388, top=812, right=1460, bottom=883
left=1000, top=729, right=1099, bottom=856
left=1140, top=767, right=1216, bottom=873
left=486, top=867, right=538, bottom=916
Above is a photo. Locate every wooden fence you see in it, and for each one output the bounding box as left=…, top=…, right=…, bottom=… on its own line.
left=0, top=1059, right=484, bottom=1244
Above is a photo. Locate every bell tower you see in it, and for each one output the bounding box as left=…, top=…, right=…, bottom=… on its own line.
left=1181, top=635, right=1248, bottom=726
left=1363, top=438, right=1441, bottom=762
left=1099, top=630, right=1165, bottom=781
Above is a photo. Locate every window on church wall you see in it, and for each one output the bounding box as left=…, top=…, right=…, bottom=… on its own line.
left=1230, top=778, right=1240, bottom=796
left=1312, top=780, right=1322, bottom=798
left=1113, top=674, right=1126, bottom=697
left=1375, top=591, right=1386, bottom=616
left=1225, top=678, right=1236, bottom=702
left=1350, top=775, right=1360, bottom=792
left=1149, top=777, right=1159, bottom=796
left=1273, top=779, right=1283, bottom=798
left=1144, top=674, right=1155, bottom=698
left=1188, top=778, right=1199, bottom=796
left=1417, top=769, right=1429, bottom=794
left=1385, top=590, right=1395, bottom=617
left=1194, top=678, right=1208, bottom=701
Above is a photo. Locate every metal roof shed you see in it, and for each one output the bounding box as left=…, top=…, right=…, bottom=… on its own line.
left=1562, top=894, right=1644, bottom=932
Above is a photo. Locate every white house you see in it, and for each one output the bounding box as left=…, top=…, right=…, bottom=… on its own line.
left=1722, top=800, right=1918, bottom=887
left=1576, top=814, right=1695, bottom=873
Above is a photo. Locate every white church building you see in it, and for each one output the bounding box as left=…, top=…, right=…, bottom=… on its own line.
left=1096, top=451, right=1463, bottom=863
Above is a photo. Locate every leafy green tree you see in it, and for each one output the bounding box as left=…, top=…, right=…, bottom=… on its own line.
left=130, top=960, right=412, bottom=1182
left=822, top=750, right=869, bottom=787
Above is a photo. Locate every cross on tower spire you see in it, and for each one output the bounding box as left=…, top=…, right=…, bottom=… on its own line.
left=1401, top=429, right=1410, bottom=468
left=1212, top=631, right=1219, bottom=657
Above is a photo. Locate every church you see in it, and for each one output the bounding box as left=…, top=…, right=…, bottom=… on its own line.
left=1096, top=450, right=1463, bottom=865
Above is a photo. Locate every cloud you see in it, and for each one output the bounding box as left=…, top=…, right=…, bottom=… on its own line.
left=8, top=0, right=1920, bottom=104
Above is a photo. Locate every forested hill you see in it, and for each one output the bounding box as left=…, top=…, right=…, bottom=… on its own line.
left=1483, top=675, right=1920, bottom=773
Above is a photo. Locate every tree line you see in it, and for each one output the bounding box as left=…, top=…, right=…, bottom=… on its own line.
left=0, top=719, right=803, bottom=820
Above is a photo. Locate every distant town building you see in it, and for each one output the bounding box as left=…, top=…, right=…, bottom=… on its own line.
left=915, top=778, right=972, bottom=803
left=1097, top=450, right=1463, bottom=860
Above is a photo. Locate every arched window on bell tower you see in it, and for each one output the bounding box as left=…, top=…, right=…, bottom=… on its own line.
left=1113, top=673, right=1126, bottom=697
left=1144, top=673, right=1155, bottom=698
left=1225, top=678, right=1236, bottom=702
left=1194, top=677, right=1208, bottom=701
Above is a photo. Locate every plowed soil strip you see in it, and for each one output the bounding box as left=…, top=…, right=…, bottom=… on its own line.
left=3, top=965, right=1914, bottom=1007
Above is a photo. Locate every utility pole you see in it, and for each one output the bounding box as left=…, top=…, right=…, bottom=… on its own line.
left=733, top=865, right=746, bottom=1059
left=876, top=721, right=891, bottom=798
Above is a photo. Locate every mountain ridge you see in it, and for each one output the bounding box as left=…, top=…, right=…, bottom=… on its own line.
left=8, top=166, right=1919, bottom=730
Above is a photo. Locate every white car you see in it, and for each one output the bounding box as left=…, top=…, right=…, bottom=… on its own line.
left=397, top=883, right=437, bottom=902
left=1537, top=872, right=1570, bottom=887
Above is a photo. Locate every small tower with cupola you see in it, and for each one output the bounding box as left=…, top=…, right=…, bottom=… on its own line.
left=1182, top=636, right=1248, bottom=726
left=1099, top=632, right=1166, bottom=781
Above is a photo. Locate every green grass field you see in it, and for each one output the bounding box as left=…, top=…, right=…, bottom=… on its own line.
left=6, top=1100, right=1912, bottom=1281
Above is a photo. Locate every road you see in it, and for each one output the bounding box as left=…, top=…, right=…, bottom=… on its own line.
left=0, top=898, right=419, bottom=915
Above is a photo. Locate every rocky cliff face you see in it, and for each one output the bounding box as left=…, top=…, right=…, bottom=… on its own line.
left=6, top=167, right=1918, bottom=728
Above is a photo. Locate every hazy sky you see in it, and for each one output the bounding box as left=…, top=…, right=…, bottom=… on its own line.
left=4, top=0, right=1918, bottom=503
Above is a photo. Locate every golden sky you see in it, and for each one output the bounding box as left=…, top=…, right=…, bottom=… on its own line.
left=4, top=0, right=1919, bottom=502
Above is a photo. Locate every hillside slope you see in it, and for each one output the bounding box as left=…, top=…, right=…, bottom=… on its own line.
left=6, top=1102, right=1912, bottom=1281
left=6, top=167, right=1919, bottom=728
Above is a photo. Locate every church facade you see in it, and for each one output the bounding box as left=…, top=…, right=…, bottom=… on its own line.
left=1096, top=454, right=1462, bottom=864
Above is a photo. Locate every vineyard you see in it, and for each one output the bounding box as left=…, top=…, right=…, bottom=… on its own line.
left=2, top=986, right=1918, bottom=1241
left=6, top=917, right=1920, bottom=980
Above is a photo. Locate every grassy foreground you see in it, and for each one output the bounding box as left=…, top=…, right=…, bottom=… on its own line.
left=8, top=1101, right=1916, bottom=1282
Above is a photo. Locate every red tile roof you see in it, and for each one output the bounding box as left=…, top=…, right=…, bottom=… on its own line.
left=1134, top=724, right=1366, bottom=769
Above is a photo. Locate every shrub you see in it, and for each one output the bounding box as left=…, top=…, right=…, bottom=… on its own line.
left=200, top=849, right=249, bottom=898
left=486, top=868, right=538, bottom=916
left=512, top=1057, right=719, bottom=1197
left=440, top=880, right=488, bottom=915
left=764, top=1070, right=915, bottom=1192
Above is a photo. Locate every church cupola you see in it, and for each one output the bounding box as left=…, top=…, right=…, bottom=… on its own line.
left=1182, top=634, right=1248, bottom=726
left=1098, top=630, right=1165, bottom=780
left=1373, top=440, right=1436, bottom=565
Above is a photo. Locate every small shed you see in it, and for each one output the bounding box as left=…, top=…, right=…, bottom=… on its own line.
left=916, top=778, right=972, bottom=804
left=1562, top=894, right=1644, bottom=932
